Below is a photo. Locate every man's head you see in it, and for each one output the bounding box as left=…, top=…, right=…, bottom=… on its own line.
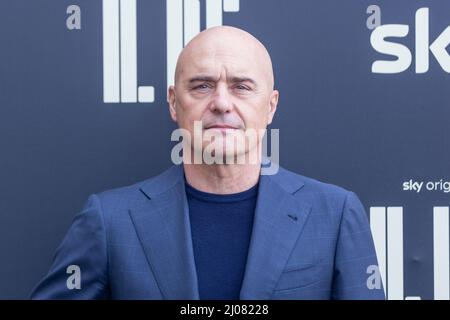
left=168, top=26, right=279, bottom=163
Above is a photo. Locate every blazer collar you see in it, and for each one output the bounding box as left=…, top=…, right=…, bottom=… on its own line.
left=130, top=164, right=311, bottom=299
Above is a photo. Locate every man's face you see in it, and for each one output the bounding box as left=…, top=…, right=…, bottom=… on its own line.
left=168, top=28, right=278, bottom=163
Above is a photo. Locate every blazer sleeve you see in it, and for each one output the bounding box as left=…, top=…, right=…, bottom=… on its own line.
left=30, top=194, right=109, bottom=299
left=331, top=191, right=386, bottom=300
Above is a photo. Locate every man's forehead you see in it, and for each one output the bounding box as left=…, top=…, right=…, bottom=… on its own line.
left=174, top=26, right=274, bottom=87
left=178, top=50, right=262, bottom=81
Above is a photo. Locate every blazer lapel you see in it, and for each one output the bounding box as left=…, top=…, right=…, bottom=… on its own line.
left=239, top=171, right=312, bottom=299
left=128, top=164, right=311, bottom=300
left=128, top=165, right=200, bottom=299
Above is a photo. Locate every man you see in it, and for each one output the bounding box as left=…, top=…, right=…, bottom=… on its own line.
left=31, top=26, right=385, bottom=300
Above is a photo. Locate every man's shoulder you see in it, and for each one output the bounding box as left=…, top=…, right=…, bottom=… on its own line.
left=91, top=164, right=354, bottom=209
left=94, top=165, right=180, bottom=207
left=94, top=164, right=352, bottom=197
left=274, top=166, right=362, bottom=218
left=274, top=166, right=350, bottom=197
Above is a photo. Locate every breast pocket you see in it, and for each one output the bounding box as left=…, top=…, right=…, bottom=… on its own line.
left=273, top=263, right=324, bottom=293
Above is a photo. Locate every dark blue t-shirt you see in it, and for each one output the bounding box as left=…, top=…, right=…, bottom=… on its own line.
left=185, top=180, right=258, bottom=300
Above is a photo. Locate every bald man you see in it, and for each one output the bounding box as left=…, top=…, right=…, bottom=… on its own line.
left=31, top=26, right=385, bottom=300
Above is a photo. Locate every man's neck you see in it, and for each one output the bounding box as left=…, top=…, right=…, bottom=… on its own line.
left=183, top=162, right=261, bottom=194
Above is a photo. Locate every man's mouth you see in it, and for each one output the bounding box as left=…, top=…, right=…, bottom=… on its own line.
left=205, top=124, right=238, bottom=130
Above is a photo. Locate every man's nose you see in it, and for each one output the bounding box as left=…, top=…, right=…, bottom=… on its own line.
left=209, top=84, right=233, bottom=113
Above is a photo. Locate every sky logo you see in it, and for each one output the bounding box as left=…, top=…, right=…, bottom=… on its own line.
left=370, top=8, right=450, bottom=74
left=371, top=7, right=450, bottom=74
left=102, top=0, right=240, bottom=104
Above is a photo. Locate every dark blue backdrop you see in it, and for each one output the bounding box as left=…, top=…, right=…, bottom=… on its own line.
left=1, top=0, right=449, bottom=299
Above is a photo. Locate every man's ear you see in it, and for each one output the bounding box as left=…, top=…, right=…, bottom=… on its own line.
left=267, top=90, right=279, bottom=125
left=167, top=85, right=177, bottom=122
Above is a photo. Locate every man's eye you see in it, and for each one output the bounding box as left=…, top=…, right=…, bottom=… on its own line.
left=193, top=84, right=210, bottom=90
left=235, top=84, right=250, bottom=91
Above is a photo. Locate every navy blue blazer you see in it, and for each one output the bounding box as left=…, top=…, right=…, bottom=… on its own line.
left=31, top=164, right=385, bottom=299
